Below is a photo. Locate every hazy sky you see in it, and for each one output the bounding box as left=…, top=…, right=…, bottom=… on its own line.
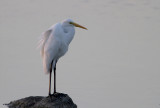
left=0, top=0, right=160, bottom=108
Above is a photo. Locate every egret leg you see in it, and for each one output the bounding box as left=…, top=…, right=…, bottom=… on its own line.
left=49, top=71, right=52, bottom=96
left=49, top=61, right=53, bottom=96
left=54, top=62, right=57, bottom=94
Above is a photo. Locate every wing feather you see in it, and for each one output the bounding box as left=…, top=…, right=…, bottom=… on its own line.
left=38, top=29, right=52, bottom=57
left=43, top=39, right=60, bottom=74
left=41, top=23, right=63, bottom=74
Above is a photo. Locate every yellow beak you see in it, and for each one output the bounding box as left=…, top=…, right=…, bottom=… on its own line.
left=70, top=22, right=87, bottom=30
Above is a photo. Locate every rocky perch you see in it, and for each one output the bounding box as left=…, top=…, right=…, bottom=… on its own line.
left=5, top=93, right=77, bottom=108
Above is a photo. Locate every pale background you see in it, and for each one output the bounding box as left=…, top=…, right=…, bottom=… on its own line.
left=0, top=0, right=160, bottom=108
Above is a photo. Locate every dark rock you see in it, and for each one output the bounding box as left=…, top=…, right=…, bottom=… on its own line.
left=5, top=93, right=77, bottom=108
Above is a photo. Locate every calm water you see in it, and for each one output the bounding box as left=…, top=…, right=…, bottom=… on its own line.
left=0, top=0, right=160, bottom=108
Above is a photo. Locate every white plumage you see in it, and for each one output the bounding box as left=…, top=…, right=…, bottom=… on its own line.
left=39, top=19, right=75, bottom=74
left=38, top=19, right=87, bottom=95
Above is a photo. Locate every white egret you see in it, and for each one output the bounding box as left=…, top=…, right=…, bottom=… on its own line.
left=39, top=19, right=87, bottom=96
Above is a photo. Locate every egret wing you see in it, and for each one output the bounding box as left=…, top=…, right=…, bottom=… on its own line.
left=38, top=29, right=52, bottom=57
left=42, top=24, right=63, bottom=74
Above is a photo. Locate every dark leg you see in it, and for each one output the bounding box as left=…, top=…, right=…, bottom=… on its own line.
left=48, top=70, right=52, bottom=96
left=54, top=61, right=57, bottom=94
left=48, top=61, right=53, bottom=96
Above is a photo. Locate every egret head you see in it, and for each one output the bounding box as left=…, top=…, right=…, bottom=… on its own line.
left=62, top=19, right=87, bottom=30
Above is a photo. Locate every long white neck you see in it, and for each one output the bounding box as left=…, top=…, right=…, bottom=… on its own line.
left=62, top=24, right=75, bottom=45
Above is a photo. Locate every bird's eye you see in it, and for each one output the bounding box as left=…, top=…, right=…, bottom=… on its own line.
left=69, top=22, right=73, bottom=25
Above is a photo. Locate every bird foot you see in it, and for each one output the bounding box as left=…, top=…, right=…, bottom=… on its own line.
left=47, top=93, right=53, bottom=101
left=52, top=92, right=59, bottom=97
